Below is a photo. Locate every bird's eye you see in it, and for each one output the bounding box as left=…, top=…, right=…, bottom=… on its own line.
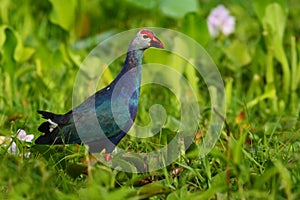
left=143, top=35, right=149, bottom=39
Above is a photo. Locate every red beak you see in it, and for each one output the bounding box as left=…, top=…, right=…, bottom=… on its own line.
left=151, top=36, right=164, bottom=49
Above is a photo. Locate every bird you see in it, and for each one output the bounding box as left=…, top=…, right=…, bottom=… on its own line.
left=35, top=29, right=164, bottom=161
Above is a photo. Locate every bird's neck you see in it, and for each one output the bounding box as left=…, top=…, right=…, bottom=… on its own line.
left=123, top=49, right=144, bottom=72
left=111, top=49, right=144, bottom=121
left=115, top=49, right=144, bottom=86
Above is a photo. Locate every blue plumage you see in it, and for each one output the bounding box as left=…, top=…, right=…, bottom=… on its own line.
left=35, top=29, right=164, bottom=155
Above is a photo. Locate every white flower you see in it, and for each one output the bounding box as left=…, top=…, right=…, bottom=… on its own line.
left=17, top=129, right=34, bottom=142
left=5, top=129, right=34, bottom=157
left=207, top=5, right=235, bottom=38
left=8, top=140, right=18, bottom=155
left=24, top=152, right=31, bottom=158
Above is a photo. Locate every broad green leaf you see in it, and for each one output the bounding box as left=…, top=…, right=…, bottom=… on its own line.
left=210, top=171, right=227, bottom=188
left=105, top=187, right=137, bottom=200
left=263, top=3, right=287, bottom=42
left=181, top=13, right=209, bottom=46
left=160, top=0, right=198, bottom=18
left=0, top=25, right=8, bottom=47
left=184, top=62, right=201, bottom=102
left=119, top=153, right=146, bottom=172
left=209, top=149, right=228, bottom=163
left=253, top=0, right=275, bottom=22
left=126, top=0, right=157, bottom=9
left=90, top=165, right=115, bottom=189
left=262, top=3, right=288, bottom=65
left=14, top=32, right=35, bottom=63
left=261, top=3, right=290, bottom=98
left=291, top=36, right=299, bottom=92
left=112, top=155, right=139, bottom=174
left=14, top=47, right=35, bottom=63
left=137, top=182, right=170, bottom=199
left=48, top=0, right=77, bottom=31
left=0, top=25, right=35, bottom=65
left=0, top=26, right=17, bottom=76
left=224, top=40, right=251, bottom=68
left=168, top=37, right=188, bottom=73
left=253, top=0, right=287, bottom=24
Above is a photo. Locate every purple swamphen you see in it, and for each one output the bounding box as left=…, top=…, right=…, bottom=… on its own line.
left=35, top=29, right=164, bottom=160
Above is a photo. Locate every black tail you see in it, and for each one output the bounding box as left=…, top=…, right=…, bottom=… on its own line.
left=36, top=122, right=61, bottom=144
left=37, top=110, right=62, bottom=123
left=35, top=110, right=62, bottom=144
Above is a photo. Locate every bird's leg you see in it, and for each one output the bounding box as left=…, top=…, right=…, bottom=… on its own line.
left=105, top=153, right=111, bottom=162
left=85, top=145, right=93, bottom=181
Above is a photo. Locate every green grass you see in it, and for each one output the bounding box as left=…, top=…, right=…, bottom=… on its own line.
left=1, top=0, right=300, bottom=199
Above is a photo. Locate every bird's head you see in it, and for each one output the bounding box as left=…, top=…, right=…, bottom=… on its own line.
left=129, top=29, right=164, bottom=51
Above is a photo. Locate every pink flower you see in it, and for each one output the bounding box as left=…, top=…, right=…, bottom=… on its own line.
left=207, top=5, right=235, bottom=38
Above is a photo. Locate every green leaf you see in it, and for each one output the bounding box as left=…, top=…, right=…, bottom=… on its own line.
left=166, top=186, right=190, bottom=200
left=0, top=25, right=35, bottom=65
left=210, top=171, right=227, bottom=188
left=262, top=3, right=287, bottom=42
left=48, top=0, right=77, bottom=31
left=230, top=133, right=247, bottom=165
left=14, top=32, right=35, bottom=63
left=273, top=160, right=292, bottom=199
left=119, top=153, right=146, bottom=172
left=181, top=13, right=209, bottom=46
left=184, top=62, right=201, bottom=102
left=246, top=88, right=276, bottom=108
left=160, top=0, right=198, bottom=18
left=253, top=0, right=275, bottom=22
left=264, top=122, right=281, bottom=136
left=105, top=187, right=137, bottom=200
left=15, top=47, right=35, bottom=63
left=0, top=26, right=17, bottom=76
left=137, top=182, right=170, bottom=199
left=126, top=0, right=157, bottom=9
left=224, top=40, right=251, bottom=68
left=253, top=0, right=287, bottom=24
left=189, top=174, right=226, bottom=199
left=112, top=155, right=139, bottom=174
left=164, top=116, right=180, bottom=132
left=0, top=25, right=8, bottom=47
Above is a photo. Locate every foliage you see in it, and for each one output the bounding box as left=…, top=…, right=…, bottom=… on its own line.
left=0, top=0, right=300, bottom=199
